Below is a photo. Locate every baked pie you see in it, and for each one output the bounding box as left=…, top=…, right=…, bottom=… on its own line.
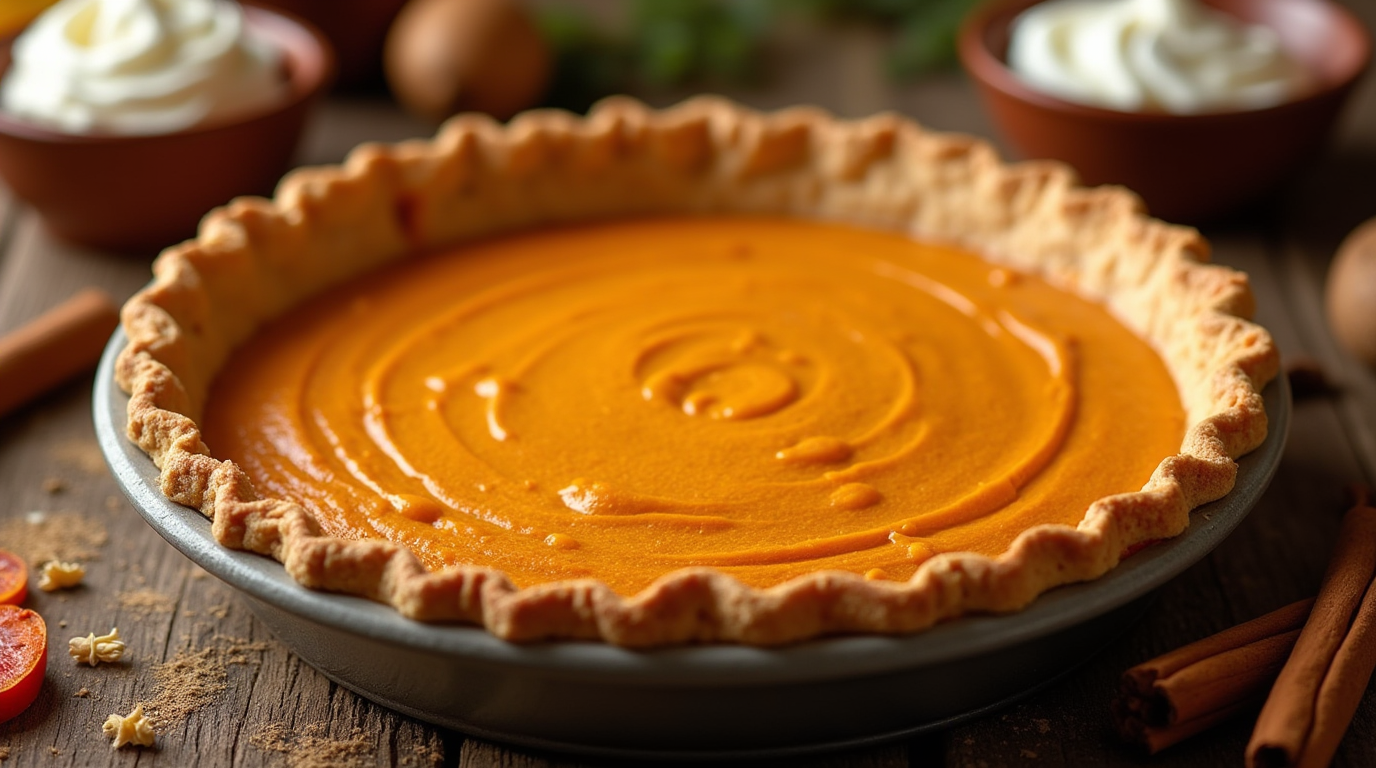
left=116, top=96, right=1277, bottom=646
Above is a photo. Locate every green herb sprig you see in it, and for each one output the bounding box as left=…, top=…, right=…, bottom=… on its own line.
left=537, top=0, right=980, bottom=112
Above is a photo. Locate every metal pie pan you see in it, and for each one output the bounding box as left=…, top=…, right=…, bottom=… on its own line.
left=94, top=328, right=1290, bottom=760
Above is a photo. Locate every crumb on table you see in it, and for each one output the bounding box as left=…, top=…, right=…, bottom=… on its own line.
left=70, top=628, right=126, bottom=666
left=38, top=560, right=85, bottom=592
left=103, top=705, right=155, bottom=749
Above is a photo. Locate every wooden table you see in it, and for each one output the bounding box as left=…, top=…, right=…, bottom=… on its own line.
left=3, top=10, right=1376, bottom=765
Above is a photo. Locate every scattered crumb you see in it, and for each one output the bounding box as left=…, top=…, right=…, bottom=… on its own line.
left=1020, top=748, right=1038, bottom=759
left=1286, top=357, right=1340, bottom=400
left=48, top=747, right=60, bottom=756
left=38, top=560, right=85, bottom=592
left=104, top=704, right=156, bottom=749
left=1033, top=718, right=1050, bottom=734
left=141, top=648, right=226, bottom=730
left=58, top=620, right=67, bottom=628
left=70, top=628, right=126, bottom=666
left=250, top=723, right=370, bottom=768
left=216, top=636, right=272, bottom=666
left=207, top=604, right=230, bottom=619
left=118, top=590, right=175, bottom=614
left=51, top=438, right=108, bottom=475
left=75, top=688, right=91, bottom=698
left=402, top=742, right=445, bottom=768
left=0, top=512, right=107, bottom=565
left=140, top=637, right=269, bottom=731
left=42, top=477, right=65, bottom=494
left=0, top=746, right=8, bottom=761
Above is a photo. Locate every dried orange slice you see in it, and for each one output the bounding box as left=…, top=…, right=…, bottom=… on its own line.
left=0, top=605, right=47, bottom=723
left=0, top=551, right=26, bottom=606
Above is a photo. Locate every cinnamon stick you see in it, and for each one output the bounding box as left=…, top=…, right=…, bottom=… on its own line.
left=0, top=289, right=119, bottom=419
left=1116, top=697, right=1256, bottom=755
left=1247, top=486, right=1376, bottom=768
left=1114, top=599, right=1314, bottom=753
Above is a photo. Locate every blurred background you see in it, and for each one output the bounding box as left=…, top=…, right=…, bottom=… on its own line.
left=0, top=0, right=987, bottom=124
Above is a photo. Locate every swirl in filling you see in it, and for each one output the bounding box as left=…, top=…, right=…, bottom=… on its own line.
left=204, top=217, right=1185, bottom=594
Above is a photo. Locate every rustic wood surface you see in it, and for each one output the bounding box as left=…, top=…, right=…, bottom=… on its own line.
left=3, top=4, right=1376, bottom=765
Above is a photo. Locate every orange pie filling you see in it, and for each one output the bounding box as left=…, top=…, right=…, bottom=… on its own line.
left=203, top=217, right=1186, bottom=596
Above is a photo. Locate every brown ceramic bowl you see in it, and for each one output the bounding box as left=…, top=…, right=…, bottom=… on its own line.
left=959, top=0, right=1371, bottom=223
left=0, top=4, right=334, bottom=253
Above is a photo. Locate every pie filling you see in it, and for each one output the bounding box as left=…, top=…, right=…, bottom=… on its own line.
left=203, top=216, right=1185, bottom=595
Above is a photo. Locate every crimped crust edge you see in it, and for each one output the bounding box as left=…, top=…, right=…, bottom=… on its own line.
left=116, top=96, right=1279, bottom=647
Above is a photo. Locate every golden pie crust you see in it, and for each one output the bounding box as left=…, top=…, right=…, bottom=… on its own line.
left=116, top=96, right=1278, bottom=647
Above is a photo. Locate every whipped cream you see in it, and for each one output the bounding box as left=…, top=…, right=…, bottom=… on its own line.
left=1007, top=0, right=1308, bottom=114
left=1, top=0, right=286, bottom=135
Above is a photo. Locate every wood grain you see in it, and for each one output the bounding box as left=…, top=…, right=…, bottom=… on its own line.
left=3, top=2, right=1376, bottom=763
left=0, top=214, right=450, bottom=768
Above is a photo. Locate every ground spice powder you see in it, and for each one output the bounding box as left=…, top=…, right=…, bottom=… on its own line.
left=116, top=589, right=175, bottom=614
left=250, top=724, right=371, bottom=768
left=0, top=511, right=106, bottom=564
left=141, top=637, right=270, bottom=731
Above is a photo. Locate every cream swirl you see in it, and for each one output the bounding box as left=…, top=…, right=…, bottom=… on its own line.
left=1008, top=0, right=1308, bottom=114
left=1, top=0, right=286, bottom=135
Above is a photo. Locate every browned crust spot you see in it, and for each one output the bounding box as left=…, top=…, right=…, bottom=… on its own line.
left=116, top=96, right=1278, bottom=647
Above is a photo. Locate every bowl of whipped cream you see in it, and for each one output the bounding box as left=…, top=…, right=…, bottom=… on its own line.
left=0, top=0, right=333, bottom=252
left=959, top=0, right=1370, bottom=222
